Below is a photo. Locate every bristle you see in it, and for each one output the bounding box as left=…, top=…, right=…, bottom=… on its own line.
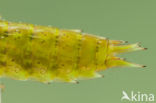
left=94, top=73, right=104, bottom=78
left=128, top=63, right=145, bottom=68
left=109, top=42, right=146, bottom=54
left=143, top=48, right=148, bottom=50
left=69, top=29, right=82, bottom=33
left=106, top=57, right=144, bottom=68
left=109, top=56, right=126, bottom=60
left=109, top=40, right=128, bottom=45
left=69, top=80, right=79, bottom=84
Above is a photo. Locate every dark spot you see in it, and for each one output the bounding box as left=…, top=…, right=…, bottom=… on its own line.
left=29, top=34, right=35, bottom=40
left=63, top=33, right=66, bottom=36
left=4, top=31, right=9, bottom=34
left=62, top=46, right=65, bottom=49
left=11, top=59, right=15, bottom=62
left=77, top=56, right=80, bottom=60
left=77, top=47, right=80, bottom=50
left=77, top=56, right=80, bottom=63
left=66, top=35, right=69, bottom=38
left=52, top=65, right=57, bottom=69
left=3, top=33, right=9, bottom=37
left=41, top=40, right=45, bottom=43
left=142, top=65, right=147, bottom=68
left=96, top=46, right=99, bottom=52
left=78, top=43, right=81, bottom=46
left=0, top=61, right=6, bottom=66
left=37, top=61, right=40, bottom=64
left=61, top=64, right=64, bottom=66
left=14, top=69, right=18, bottom=73
left=56, top=35, right=59, bottom=39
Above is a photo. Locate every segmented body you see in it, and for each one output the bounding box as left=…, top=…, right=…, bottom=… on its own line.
left=0, top=18, right=146, bottom=83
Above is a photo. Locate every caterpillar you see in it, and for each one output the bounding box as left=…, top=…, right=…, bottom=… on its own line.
left=0, top=17, right=147, bottom=84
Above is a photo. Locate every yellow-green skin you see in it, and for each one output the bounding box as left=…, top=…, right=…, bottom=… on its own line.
left=0, top=20, right=109, bottom=83
left=0, top=19, right=145, bottom=83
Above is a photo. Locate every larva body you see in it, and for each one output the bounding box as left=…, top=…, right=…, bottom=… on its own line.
left=0, top=18, right=146, bottom=83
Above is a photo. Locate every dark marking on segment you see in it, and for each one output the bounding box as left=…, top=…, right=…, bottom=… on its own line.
left=104, top=39, right=109, bottom=65
left=95, top=39, right=100, bottom=69
left=75, top=34, right=83, bottom=70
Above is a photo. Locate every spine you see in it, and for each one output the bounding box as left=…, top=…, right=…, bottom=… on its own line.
left=105, top=41, right=147, bottom=69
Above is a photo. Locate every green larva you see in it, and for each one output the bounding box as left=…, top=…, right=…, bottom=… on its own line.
left=0, top=17, right=146, bottom=83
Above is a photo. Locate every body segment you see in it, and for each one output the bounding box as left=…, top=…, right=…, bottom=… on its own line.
left=0, top=19, right=146, bottom=83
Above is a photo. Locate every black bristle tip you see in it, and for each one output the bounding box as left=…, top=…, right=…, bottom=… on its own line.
left=142, top=65, right=147, bottom=68
left=101, top=75, right=104, bottom=78
left=144, top=48, right=148, bottom=50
